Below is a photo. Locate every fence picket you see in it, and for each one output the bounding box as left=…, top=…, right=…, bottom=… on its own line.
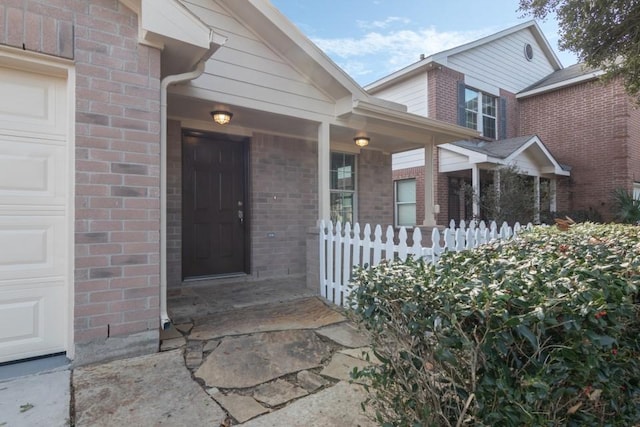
left=372, top=225, right=383, bottom=265
left=319, top=219, right=534, bottom=307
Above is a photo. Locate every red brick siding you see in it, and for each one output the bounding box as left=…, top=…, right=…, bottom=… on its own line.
left=392, top=166, right=425, bottom=225
left=0, top=0, right=77, bottom=58
left=250, top=134, right=317, bottom=278
left=75, top=1, right=160, bottom=345
left=427, top=66, right=463, bottom=122
left=358, top=149, right=393, bottom=226
left=500, top=89, right=518, bottom=140
left=166, top=120, right=182, bottom=287
left=519, top=78, right=629, bottom=221
left=627, top=101, right=640, bottom=187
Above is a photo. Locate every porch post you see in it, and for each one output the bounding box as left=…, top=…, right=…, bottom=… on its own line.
left=318, top=122, right=331, bottom=221
left=534, top=175, right=541, bottom=223
left=472, top=165, right=480, bottom=218
left=422, top=144, right=437, bottom=227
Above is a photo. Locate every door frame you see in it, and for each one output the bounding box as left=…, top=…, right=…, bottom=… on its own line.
left=181, top=129, right=251, bottom=279
left=0, top=45, right=76, bottom=361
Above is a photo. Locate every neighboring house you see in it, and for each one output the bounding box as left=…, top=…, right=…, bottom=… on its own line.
left=368, top=21, right=640, bottom=226
left=0, top=0, right=476, bottom=366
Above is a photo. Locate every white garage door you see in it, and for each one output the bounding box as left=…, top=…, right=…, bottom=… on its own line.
left=0, top=63, right=71, bottom=363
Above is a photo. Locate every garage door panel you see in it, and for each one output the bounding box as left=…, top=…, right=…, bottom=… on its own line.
left=0, top=134, right=67, bottom=207
left=0, top=281, right=66, bottom=363
left=0, top=216, right=65, bottom=281
left=0, top=67, right=67, bottom=139
left=0, top=62, right=70, bottom=362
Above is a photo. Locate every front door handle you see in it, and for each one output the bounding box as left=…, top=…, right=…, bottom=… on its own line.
left=238, top=209, right=244, bottom=224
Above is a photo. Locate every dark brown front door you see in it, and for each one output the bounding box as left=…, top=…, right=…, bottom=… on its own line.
left=182, top=131, right=248, bottom=279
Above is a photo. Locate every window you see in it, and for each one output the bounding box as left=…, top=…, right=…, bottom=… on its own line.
left=330, top=152, right=356, bottom=224
left=634, top=182, right=640, bottom=200
left=464, top=88, right=497, bottom=139
left=395, top=179, right=416, bottom=227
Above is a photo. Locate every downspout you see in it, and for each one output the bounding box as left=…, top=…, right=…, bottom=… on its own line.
left=159, top=35, right=221, bottom=330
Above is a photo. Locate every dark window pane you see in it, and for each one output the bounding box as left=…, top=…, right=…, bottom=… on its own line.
left=483, top=116, right=496, bottom=139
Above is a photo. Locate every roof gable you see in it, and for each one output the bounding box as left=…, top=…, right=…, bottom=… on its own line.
left=368, top=21, right=562, bottom=94
left=440, top=135, right=569, bottom=176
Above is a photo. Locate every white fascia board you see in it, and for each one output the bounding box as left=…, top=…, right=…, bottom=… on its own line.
left=351, top=100, right=479, bottom=141
left=244, top=0, right=369, bottom=100
left=365, top=60, right=435, bottom=93
left=517, top=70, right=605, bottom=98
left=140, top=0, right=212, bottom=49
left=504, top=136, right=571, bottom=176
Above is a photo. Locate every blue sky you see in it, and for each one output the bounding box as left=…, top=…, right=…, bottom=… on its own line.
left=271, top=0, right=578, bottom=86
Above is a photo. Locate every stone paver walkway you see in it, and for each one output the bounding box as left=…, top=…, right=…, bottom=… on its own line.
left=162, top=282, right=378, bottom=426
left=72, top=279, right=378, bottom=426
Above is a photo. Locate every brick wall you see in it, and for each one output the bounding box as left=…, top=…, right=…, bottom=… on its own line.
left=500, top=89, right=518, bottom=140
left=358, top=149, right=393, bottom=226
left=627, top=101, right=640, bottom=187
left=0, top=0, right=76, bottom=58
left=427, top=66, right=463, bottom=122
left=1, top=0, right=162, bottom=364
left=392, top=166, right=425, bottom=225
left=250, top=134, right=317, bottom=279
left=519, top=78, right=629, bottom=221
left=166, top=120, right=182, bottom=287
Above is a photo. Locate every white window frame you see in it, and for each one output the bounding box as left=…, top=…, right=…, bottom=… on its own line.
left=394, top=178, right=417, bottom=227
left=330, top=152, right=357, bottom=224
left=464, top=87, right=497, bottom=139
left=633, top=182, right=640, bottom=200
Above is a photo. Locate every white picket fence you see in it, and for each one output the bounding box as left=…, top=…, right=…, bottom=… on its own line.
left=319, top=219, right=532, bottom=306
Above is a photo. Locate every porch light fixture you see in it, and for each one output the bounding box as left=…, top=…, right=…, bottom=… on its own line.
left=211, top=110, right=233, bottom=125
left=354, top=136, right=370, bottom=147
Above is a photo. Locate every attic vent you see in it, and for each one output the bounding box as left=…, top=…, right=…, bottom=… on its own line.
left=524, top=43, right=534, bottom=61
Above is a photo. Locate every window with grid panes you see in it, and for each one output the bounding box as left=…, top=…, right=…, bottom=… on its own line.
left=330, top=152, right=356, bottom=224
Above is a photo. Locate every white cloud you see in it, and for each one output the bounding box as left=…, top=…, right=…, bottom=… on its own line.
left=356, top=16, right=411, bottom=30
left=312, top=26, right=490, bottom=83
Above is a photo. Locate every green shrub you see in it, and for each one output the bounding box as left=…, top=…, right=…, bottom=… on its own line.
left=348, top=223, right=640, bottom=426
left=612, top=188, right=640, bottom=224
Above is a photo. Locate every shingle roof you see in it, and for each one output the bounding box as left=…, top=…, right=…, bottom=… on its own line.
left=451, top=135, right=536, bottom=159
left=521, top=63, right=599, bottom=93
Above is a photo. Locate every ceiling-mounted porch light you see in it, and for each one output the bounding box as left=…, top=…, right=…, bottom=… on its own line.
left=210, top=110, right=233, bottom=125
left=354, top=136, right=370, bottom=147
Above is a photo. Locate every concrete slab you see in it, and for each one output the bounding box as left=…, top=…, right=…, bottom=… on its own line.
left=253, top=379, right=308, bottom=407
left=73, top=350, right=225, bottom=427
left=211, top=391, right=269, bottom=423
left=320, top=353, right=371, bottom=382
left=315, top=322, right=370, bottom=348
left=0, top=370, right=70, bottom=427
left=239, top=381, right=376, bottom=427
left=194, top=330, right=331, bottom=389
left=190, top=298, right=345, bottom=340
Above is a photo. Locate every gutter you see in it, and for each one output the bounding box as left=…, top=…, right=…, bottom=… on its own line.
left=159, top=34, right=223, bottom=330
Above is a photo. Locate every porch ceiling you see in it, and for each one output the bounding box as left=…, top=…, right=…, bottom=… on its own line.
left=167, top=93, right=477, bottom=154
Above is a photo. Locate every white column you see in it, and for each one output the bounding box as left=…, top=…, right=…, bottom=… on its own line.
left=534, top=175, right=541, bottom=223
left=472, top=165, right=480, bottom=218
left=422, top=144, right=437, bottom=226
left=318, top=122, right=331, bottom=221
